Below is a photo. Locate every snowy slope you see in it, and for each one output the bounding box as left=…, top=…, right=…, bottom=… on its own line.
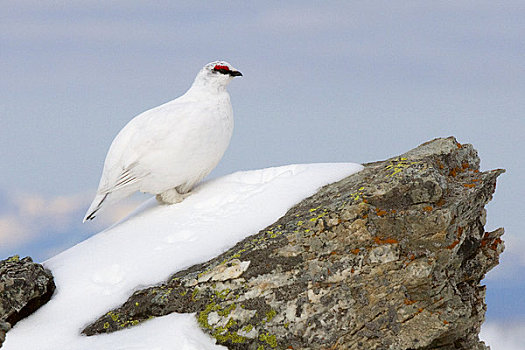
left=3, top=163, right=363, bottom=350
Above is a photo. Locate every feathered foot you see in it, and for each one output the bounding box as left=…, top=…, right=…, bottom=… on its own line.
left=156, top=188, right=191, bottom=205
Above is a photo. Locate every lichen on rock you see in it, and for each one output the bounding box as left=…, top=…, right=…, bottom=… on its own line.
left=83, top=137, right=504, bottom=350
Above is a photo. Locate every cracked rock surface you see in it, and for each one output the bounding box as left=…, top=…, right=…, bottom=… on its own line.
left=0, top=256, right=56, bottom=347
left=83, top=137, right=505, bottom=350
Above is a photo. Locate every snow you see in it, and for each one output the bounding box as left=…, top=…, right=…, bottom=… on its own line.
left=3, top=163, right=363, bottom=350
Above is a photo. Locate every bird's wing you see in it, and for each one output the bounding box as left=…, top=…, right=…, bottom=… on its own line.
left=98, top=162, right=150, bottom=195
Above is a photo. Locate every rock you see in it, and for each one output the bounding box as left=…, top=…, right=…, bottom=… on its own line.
left=0, top=255, right=56, bottom=347
left=83, top=137, right=505, bottom=350
left=0, top=322, right=9, bottom=348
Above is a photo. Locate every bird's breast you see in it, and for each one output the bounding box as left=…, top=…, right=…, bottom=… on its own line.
left=135, top=97, right=234, bottom=193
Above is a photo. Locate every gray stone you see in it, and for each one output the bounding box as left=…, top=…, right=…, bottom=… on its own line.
left=83, top=137, right=504, bottom=350
left=0, top=255, right=56, bottom=347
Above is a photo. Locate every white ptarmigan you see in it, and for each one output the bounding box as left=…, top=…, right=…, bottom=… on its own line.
left=83, top=61, right=242, bottom=222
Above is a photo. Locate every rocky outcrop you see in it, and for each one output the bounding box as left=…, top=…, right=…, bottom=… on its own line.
left=83, top=137, right=505, bottom=350
left=0, top=256, right=56, bottom=347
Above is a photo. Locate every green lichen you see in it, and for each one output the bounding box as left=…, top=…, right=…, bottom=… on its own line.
left=197, top=301, right=248, bottom=345
left=267, top=230, right=284, bottom=238
left=242, top=324, right=253, bottom=332
left=349, top=186, right=366, bottom=202
left=264, top=309, right=276, bottom=323
left=197, top=302, right=216, bottom=329
left=217, top=303, right=236, bottom=316
left=309, top=206, right=321, bottom=212
left=7, top=255, right=19, bottom=263
left=108, top=311, right=119, bottom=322
left=225, top=318, right=237, bottom=328
left=218, top=246, right=249, bottom=266
left=257, top=346, right=265, bottom=350
left=159, top=287, right=173, bottom=301
left=259, top=332, right=278, bottom=348
left=191, top=287, right=200, bottom=301
left=309, top=208, right=328, bottom=222
left=119, top=319, right=141, bottom=328
left=103, top=310, right=144, bottom=330
left=198, top=268, right=212, bottom=279
left=214, top=329, right=246, bottom=344
left=215, top=288, right=231, bottom=300
left=230, top=333, right=247, bottom=343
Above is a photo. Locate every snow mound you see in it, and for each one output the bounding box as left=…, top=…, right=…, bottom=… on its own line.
left=3, top=163, right=363, bottom=350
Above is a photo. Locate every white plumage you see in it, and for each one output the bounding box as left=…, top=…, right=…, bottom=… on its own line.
left=83, top=61, right=242, bottom=222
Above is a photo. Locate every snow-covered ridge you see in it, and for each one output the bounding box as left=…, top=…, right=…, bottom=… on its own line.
left=3, top=163, right=363, bottom=350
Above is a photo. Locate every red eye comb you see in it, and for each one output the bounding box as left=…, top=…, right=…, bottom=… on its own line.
left=214, top=65, right=229, bottom=71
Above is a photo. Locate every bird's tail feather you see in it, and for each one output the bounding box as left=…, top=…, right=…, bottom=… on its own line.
left=83, top=193, right=109, bottom=222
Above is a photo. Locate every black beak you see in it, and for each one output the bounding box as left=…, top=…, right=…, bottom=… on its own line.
left=229, top=70, right=243, bottom=77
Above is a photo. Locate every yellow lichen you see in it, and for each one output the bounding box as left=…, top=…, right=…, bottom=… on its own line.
left=385, top=158, right=421, bottom=177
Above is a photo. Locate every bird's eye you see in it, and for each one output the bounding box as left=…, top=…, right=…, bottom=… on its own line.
left=213, top=65, right=230, bottom=74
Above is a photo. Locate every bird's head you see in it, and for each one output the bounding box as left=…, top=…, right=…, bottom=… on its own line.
left=191, top=61, right=242, bottom=92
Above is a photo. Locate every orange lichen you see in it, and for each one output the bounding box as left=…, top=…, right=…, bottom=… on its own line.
left=481, top=232, right=491, bottom=247
left=490, top=238, right=503, bottom=251
left=443, top=320, right=449, bottom=325
left=362, top=198, right=368, bottom=204
left=457, top=226, right=463, bottom=238
left=376, top=209, right=387, bottom=217
left=404, top=299, right=417, bottom=305
left=462, top=162, right=469, bottom=170
left=391, top=209, right=397, bottom=214
left=436, top=198, right=446, bottom=207
left=351, top=248, right=360, bottom=254
left=456, top=142, right=462, bottom=149
left=447, top=240, right=460, bottom=249
left=463, top=183, right=476, bottom=188
left=449, top=168, right=458, bottom=177
left=423, top=206, right=433, bottom=212
left=374, top=236, right=399, bottom=245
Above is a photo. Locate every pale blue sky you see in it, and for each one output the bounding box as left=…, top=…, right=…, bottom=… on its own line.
left=1, top=1, right=524, bottom=325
